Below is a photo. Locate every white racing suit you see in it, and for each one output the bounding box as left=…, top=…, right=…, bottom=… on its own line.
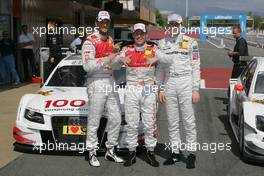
left=156, top=34, right=200, bottom=153
left=82, top=33, right=121, bottom=151
left=114, top=44, right=173, bottom=151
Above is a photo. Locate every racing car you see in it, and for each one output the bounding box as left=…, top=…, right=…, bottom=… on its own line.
left=228, top=56, right=264, bottom=162
left=13, top=52, right=144, bottom=153
left=14, top=39, right=158, bottom=153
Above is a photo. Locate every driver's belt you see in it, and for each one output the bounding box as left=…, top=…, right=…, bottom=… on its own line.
left=165, top=51, right=189, bottom=55
left=90, top=73, right=112, bottom=78
left=169, top=72, right=190, bottom=78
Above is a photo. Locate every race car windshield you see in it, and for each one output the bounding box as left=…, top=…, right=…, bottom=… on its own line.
left=255, top=71, right=264, bottom=94
left=47, top=66, right=87, bottom=87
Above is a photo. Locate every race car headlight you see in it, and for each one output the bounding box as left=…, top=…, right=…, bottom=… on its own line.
left=25, top=109, right=44, bottom=124
left=244, top=122, right=257, bottom=134
left=256, top=115, right=264, bottom=132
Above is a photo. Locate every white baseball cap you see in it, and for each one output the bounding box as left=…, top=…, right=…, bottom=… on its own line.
left=97, top=11, right=111, bottom=22
left=167, top=13, right=183, bottom=24
left=132, top=23, right=146, bottom=33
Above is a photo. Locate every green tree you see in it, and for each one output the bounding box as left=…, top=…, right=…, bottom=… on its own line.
left=156, top=9, right=165, bottom=27
left=253, top=15, right=263, bottom=29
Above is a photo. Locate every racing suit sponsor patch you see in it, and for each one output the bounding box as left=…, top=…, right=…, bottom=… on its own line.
left=84, top=51, right=90, bottom=61
left=145, top=49, right=153, bottom=57
left=97, top=57, right=104, bottom=63
left=180, top=40, right=189, bottom=49
left=192, top=53, right=200, bottom=60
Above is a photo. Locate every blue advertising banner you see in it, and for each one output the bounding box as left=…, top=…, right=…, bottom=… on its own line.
left=200, top=15, right=247, bottom=41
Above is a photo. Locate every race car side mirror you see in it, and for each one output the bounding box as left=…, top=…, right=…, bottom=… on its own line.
left=234, top=84, right=244, bottom=91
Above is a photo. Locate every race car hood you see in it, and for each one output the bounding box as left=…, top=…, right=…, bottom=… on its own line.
left=26, top=87, right=89, bottom=116
left=243, top=101, right=264, bottom=128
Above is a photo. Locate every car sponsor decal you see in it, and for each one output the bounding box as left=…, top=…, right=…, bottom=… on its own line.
left=251, top=99, right=264, bottom=104
left=71, top=60, right=82, bottom=65
left=63, top=125, right=87, bottom=135
left=45, top=100, right=86, bottom=108
left=38, top=90, right=53, bottom=96
left=44, top=99, right=88, bottom=112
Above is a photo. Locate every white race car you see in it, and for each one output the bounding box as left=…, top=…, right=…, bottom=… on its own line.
left=229, top=57, right=264, bottom=162
left=13, top=53, right=144, bottom=153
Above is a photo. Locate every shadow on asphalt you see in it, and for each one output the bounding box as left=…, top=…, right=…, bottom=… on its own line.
left=0, top=82, right=32, bottom=93
left=216, top=100, right=264, bottom=167
left=13, top=142, right=190, bottom=165
left=214, top=97, right=229, bottom=105
left=13, top=143, right=86, bottom=157
left=214, top=96, right=241, bottom=159
left=214, top=96, right=242, bottom=159
left=155, top=143, right=187, bottom=164
left=218, top=114, right=240, bottom=158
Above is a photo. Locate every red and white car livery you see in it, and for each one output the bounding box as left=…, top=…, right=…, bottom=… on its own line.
left=13, top=54, right=143, bottom=152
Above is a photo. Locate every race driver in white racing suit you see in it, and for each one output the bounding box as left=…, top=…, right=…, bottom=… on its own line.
left=113, top=23, right=174, bottom=167
left=81, top=11, right=124, bottom=167
left=157, top=13, right=201, bottom=169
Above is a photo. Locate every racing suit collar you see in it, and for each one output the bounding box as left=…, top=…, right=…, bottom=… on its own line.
left=97, top=33, right=109, bottom=40
left=134, top=43, right=147, bottom=51
left=165, top=33, right=183, bottom=44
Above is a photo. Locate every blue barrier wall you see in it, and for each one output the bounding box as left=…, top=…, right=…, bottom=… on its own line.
left=200, top=15, right=247, bottom=41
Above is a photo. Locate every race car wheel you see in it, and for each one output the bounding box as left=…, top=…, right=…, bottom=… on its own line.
left=238, top=114, right=245, bottom=160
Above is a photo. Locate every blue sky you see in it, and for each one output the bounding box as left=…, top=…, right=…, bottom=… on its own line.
left=155, top=0, right=264, bottom=17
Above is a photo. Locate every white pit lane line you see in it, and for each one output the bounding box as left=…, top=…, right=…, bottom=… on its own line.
left=200, top=79, right=206, bottom=89
left=206, top=39, right=225, bottom=49
left=200, top=79, right=228, bottom=90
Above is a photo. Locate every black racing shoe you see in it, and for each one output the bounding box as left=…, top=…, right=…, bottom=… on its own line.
left=163, top=153, right=181, bottom=165
left=124, top=151, right=136, bottom=167
left=84, top=151, right=90, bottom=161
left=186, top=154, right=196, bottom=169
left=145, top=151, right=159, bottom=167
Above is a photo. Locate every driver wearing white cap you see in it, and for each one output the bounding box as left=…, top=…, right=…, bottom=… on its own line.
left=112, top=22, right=176, bottom=167
left=156, top=13, right=201, bottom=169
left=115, top=23, right=160, bottom=167
left=82, top=10, right=124, bottom=167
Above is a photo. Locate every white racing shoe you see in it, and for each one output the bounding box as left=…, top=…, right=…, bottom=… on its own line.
left=105, top=148, right=124, bottom=163
left=89, top=150, right=100, bottom=167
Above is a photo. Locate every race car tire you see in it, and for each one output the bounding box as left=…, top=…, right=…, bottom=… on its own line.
left=238, top=114, right=246, bottom=160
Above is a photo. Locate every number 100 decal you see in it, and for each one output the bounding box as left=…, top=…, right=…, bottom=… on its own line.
left=45, top=100, right=86, bottom=108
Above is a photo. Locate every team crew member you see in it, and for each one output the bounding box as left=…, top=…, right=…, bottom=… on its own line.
left=227, top=26, right=249, bottom=78
left=82, top=11, right=123, bottom=167
left=46, top=31, right=62, bottom=80
left=19, top=25, right=36, bottom=81
left=157, top=13, right=201, bottom=169
left=70, top=29, right=85, bottom=52
left=114, top=23, right=174, bottom=167
left=0, top=31, right=20, bottom=85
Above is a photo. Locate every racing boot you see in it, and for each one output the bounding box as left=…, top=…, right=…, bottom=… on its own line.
left=85, top=150, right=100, bottom=167
left=186, top=153, right=196, bottom=169
left=105, top=147, right=124, bottom=163
left=145, top=151, right=159, bottom=167
left=123, top=151, right=136, bottom=167
left=163, top=152, right=181, bottom=165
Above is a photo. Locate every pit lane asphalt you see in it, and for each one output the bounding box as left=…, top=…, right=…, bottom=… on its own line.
left=0, top=41, right=263, bottom=176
